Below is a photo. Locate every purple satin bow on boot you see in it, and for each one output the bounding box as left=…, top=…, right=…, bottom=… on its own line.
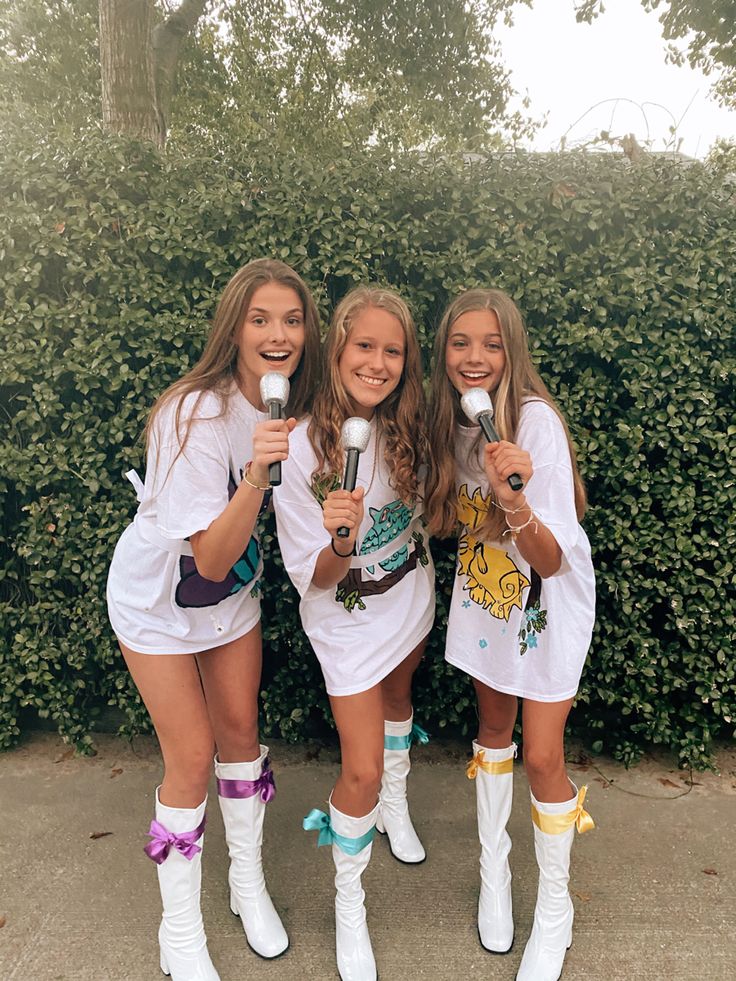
left=217, top=761, right=276, bottom=803
left=144, top=815, right=207, bottom=864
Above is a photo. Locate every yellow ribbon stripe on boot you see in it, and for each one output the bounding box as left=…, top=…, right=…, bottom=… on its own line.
left=466, top=749, right=514, bottom=779
left=531, top=785, right=595, bottom=835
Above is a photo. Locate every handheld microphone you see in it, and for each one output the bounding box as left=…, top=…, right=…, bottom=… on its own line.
left=460, top=389, right=524, bottom=492
left=337, top=416, right=372, bottom=539
left=259, top=372, right=290, bottom=487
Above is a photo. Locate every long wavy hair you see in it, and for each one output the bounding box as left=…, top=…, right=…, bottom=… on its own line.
left=425, top=288, right=586, bottom=540
left=309, top=286, right=428, bottom=504
left=145, top=258, right=321, bottom=463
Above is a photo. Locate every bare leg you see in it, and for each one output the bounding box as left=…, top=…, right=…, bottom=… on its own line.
left=329, top=686, right=385, bottom=817
left=380, top=638, right=426, bottom=722
left=196, top=622, right=262, bottom=763
left=473, top=678, right=518, bottom=748
left=120, top=642, right=214, bottom=808
left=521, top=697, right=575, bottom=802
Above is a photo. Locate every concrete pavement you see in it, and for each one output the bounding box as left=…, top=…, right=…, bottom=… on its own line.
left=1, top=732, right=734, bottom=981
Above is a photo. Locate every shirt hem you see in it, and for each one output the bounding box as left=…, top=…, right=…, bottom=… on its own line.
left=110, top=610, right=261, bottom=656
left=321, top=624, right=434, bottom=697
left=445, top=651, right=579, bottom=703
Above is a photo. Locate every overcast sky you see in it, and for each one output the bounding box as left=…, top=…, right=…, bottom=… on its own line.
left=497, top=0, right=736, bottom=157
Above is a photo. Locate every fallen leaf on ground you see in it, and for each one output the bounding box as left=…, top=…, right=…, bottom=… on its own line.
left=658, top=778, right=680, bottom=789
left=89, top=831, right=113, bottom=840
left=572, top=890, right=591, bottom=902
left=0, top=915, right=6, bottom=928
left=53, top=748, right=75, bottom=764
left=110, top=768, right=123, bottom=778
left=703, top=868, right=718, bottom=876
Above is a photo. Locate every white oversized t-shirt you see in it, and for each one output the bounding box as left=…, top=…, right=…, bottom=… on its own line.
left=273, top=417, right=436, bottom=696
left=107, top=386, right=265, bottom=654
left=445, top=399, right=595, bottom=701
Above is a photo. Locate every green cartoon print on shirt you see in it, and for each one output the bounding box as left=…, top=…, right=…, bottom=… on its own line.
left=335, top=500, right=426, bottom=613
left=360, top=501, right=413, bottom=573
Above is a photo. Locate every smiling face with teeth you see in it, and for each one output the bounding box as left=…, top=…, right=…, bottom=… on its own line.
left=236, top=282, right=306, bottom=408
left=337, top=306, right=406, bottom=420
left=445, top=309, right=506, bottom=398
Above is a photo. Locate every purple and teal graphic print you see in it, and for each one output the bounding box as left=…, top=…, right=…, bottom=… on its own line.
left=174, top=471, right=261, bottom=609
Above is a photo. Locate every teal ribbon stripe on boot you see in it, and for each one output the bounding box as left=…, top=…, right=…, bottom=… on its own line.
left=384, top=722, right=430, bottom=752
left=302, top=810, right=375, bottom=854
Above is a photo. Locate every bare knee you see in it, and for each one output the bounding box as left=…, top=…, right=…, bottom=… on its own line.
left=477, top=718, right=516, bottom=748
left=382, top=689, right=412, bottom=722
left=522, top=742, right=565, bottom=784
left=215, top=715, right=260, bottom=762
left=341, top=759, right=383, bottom=802
left=161, top=739, right=214, bottom=803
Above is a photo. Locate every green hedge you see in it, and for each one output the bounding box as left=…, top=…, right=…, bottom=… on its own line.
left=1, top=127, right=734, bottom=766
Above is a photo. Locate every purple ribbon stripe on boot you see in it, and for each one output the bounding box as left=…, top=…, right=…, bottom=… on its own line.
left=217, top=761, right=276, bottom=803
left=144, top=815, right=207, bottom=864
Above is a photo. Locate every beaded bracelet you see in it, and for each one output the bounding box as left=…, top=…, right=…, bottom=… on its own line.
left=330, top=539, right=355, bottom=558
left=242, top=461, right=270, bottom=492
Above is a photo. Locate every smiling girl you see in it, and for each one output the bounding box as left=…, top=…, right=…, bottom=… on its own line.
left=425, top=289, right=595, bottom=981
left=107, top=259, right=320, bottom=981
left=273, top=286, right=435, bottom=981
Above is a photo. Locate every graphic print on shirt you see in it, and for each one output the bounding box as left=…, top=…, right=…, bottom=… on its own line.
left=457, top=483, right=548, bottom=653
left=175, top=472, right=261, bottom=609
left=337, top=500, right=427, bottom=613
left=360, top=501, right=413, bottom=573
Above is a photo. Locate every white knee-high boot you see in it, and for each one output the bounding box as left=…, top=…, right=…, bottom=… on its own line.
left=145, top=788, right=220, bottom=981
left=467, top=741, right=516, bottom=954
left=303, top=798, right=380, bottom=981
left=516, top=783, right=594, bottom=981
left=375, top=715, right=428, bottom=863
left=215, top=746, right=288, bottom=959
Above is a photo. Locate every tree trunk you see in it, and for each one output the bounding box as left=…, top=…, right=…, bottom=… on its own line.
left=99, top=0, right=162, bottom=146
left=99, top=0, right=206, bottom=147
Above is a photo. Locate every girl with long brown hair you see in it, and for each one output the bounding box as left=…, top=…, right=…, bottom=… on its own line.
left=425, top=288, right=595, bottom=981
left=107, top=258, right=320, bottom=981
left=273, top=286, right=435, bottom=981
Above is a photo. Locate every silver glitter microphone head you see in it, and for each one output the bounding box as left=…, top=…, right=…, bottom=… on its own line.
left=259, top=371, right=290, bottom=408
left=460, top=388, right=493, bottom=425
left=341, top=416, right=372, bottom=453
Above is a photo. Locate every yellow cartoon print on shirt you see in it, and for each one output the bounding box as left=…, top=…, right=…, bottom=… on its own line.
left=456, top=483, right=530, bottom=621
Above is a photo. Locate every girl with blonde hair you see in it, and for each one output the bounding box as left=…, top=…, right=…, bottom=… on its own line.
left=273, top=285, right=435, bottom=981
left=425, top=288, right=595, bottom=981
left=107, top=258, right=320, bottom=980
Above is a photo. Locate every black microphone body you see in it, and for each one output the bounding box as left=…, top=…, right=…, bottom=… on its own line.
left=268, top=402, right=282, bottom=487
left=337, top=449, right=361, bottom=538
left=477, top=411, right=524, bottom=493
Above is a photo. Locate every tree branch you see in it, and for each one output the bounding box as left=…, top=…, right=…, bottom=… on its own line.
left=152, top=0, right=208, bottom=141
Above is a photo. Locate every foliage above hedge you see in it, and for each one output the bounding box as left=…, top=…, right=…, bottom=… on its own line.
left=1, top=126, right=734, bottom=766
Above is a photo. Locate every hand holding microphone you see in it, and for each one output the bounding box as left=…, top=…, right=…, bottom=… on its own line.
left=258, top=372, right=290, bottom=487
left=460, top=389, right=524, bottom=493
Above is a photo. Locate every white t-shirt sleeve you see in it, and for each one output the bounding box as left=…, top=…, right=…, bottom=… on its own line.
left=516, top=401, right=581, bottom=572
left=272, top=426, right=331, bottom=598
left=149, top=393, right=231, bottom=541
